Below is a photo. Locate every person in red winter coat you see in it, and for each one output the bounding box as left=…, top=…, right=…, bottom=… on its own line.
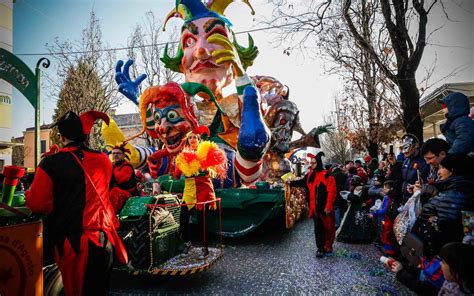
left=290, top=152, right=337, bottom=258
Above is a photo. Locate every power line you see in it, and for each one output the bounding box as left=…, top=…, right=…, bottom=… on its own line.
left=15, top=15, right=344, bottom=56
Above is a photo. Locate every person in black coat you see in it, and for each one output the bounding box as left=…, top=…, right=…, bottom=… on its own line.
left=388, top=154, right=474, bottom=295
left=332, top=166, right=348, bottom=228
left=414, top=153, right=474, bottom=259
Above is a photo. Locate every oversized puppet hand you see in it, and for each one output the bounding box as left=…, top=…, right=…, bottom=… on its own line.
left=208, top=34, right=244, bottom=77
left=238, top=86, right=270, bottom=162
left=115, top=60, right=147, bottom=105
left=147, top=151, right=163, bottom=179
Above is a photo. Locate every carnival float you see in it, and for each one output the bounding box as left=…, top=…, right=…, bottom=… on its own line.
left=0, top=0, right=330, bottom=288
left=95, top=0, right=332, bottom=277
left=105, top=0, right=330, bottom=244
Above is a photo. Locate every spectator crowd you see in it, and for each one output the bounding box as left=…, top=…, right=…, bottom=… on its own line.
left=293, top=92, right=474, bottom=295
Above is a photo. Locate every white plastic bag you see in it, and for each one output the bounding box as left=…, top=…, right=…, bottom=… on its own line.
left=393, top=191, right=421, bottom=245
left=370, top=199, right=382, bottom=212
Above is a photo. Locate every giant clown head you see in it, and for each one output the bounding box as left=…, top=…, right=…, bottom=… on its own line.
left=161, top=0, right=258, bottom=96
left=138, top=81, right=217, bottom=154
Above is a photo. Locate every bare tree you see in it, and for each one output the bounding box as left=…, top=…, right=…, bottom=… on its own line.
left=51, top=61, right=108, bottom=149
left=266, top=0, right=452, bottom=142
left=126, top=11, right=181, bottom=90
left=318, top=1, right=402, bottom=157
left=320, top=114, right=352, bottom=164
left=11, top=137, right=24, bottom=167
left=46, top=11, right=120, bottom=149
left=125, top=11, right=181, bottom=147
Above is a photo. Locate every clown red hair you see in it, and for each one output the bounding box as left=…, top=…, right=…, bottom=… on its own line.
left=126, top=82, right=199, bottom=142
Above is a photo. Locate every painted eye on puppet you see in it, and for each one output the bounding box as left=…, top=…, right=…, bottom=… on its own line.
left=184, top=36, right=196, bottom=48
left=166, top=109, right=182, bottom=124
left=154, top=111, right=162, bottom=123
left=279, top=119, right=287, bottom=125
left=209, top=27, right=228, bottom=38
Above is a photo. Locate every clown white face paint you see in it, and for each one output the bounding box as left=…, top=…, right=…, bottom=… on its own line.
left=179, top=17, right=234, bottom=96
left=154, top=103, right=193, bottom=154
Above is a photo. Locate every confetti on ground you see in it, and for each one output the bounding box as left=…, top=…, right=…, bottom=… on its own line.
left=110, top=219, right=415, bottom=295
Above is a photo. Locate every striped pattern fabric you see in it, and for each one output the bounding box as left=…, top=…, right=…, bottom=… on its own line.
left=183, top=175, right=216, bottom=211
left=234, top=152, right=262, bottom=185
left=145, top=105, right=155, bottom=134
left=134, top=145, right=156, bottom=170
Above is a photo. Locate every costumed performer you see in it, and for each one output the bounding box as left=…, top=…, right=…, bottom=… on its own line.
left=26, top=111, right=127, bottom=296
left=336, top=175, right=375, bottom=243
left=289, top=152, right=337, bottom=258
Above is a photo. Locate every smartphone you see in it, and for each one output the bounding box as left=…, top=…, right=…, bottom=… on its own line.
left=389, top=145, right=394, bottom=156
left=417, top=169, right=423, bottom=185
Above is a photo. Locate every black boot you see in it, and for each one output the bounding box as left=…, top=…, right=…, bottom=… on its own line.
left=316, top=250, right=324, bottom=258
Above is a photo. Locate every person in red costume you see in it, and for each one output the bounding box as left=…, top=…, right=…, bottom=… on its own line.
left=26, top=110, right=127, bottom=296
left=109, top=144, right=139, bottom=213
left=289, top=151, right=337, bottom=258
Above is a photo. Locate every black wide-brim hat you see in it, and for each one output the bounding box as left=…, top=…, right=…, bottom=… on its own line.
left=51, top=111, right=86, bottom=142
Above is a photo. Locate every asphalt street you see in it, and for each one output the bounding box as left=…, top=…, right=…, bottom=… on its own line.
left=109, top=218, right=414, bottom=295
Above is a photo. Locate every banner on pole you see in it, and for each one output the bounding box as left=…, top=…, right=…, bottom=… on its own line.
left=0, top=48, right=37, bottom=108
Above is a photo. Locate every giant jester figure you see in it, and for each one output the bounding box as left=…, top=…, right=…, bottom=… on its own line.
left=115, top=0, right=269, bottom=185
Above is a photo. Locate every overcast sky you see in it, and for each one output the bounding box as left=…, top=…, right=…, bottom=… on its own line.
left=5, top=0, right=473, bottom=139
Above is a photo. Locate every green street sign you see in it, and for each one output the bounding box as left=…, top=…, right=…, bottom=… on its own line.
left=0, top=48, right=37, bottom=108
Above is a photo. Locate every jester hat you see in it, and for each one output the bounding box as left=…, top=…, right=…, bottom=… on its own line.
left=164, top=0, right=255, bottom=30
left=52, top=110, right=110, bottom=142
left=161, top=0, right=259, bottom=73
left=130, top=81, right=221, bottom=141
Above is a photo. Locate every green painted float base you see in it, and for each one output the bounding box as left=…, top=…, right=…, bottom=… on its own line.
left=205, top=188, right=285, bottom=237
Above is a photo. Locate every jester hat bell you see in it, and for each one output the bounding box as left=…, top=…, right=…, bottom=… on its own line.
left=164, top=0, right=255, bottom=30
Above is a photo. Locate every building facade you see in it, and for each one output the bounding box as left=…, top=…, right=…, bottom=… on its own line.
left=23, top=124, right=52, bottom=170
left=0, top=0, right=14, bottom=169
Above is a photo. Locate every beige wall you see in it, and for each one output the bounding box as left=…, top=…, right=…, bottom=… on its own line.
left=23, top=129, right=52, bottom=170
left=121, top=126, right=148, bottom=147
left=0, top=1, right=13, bottom=130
